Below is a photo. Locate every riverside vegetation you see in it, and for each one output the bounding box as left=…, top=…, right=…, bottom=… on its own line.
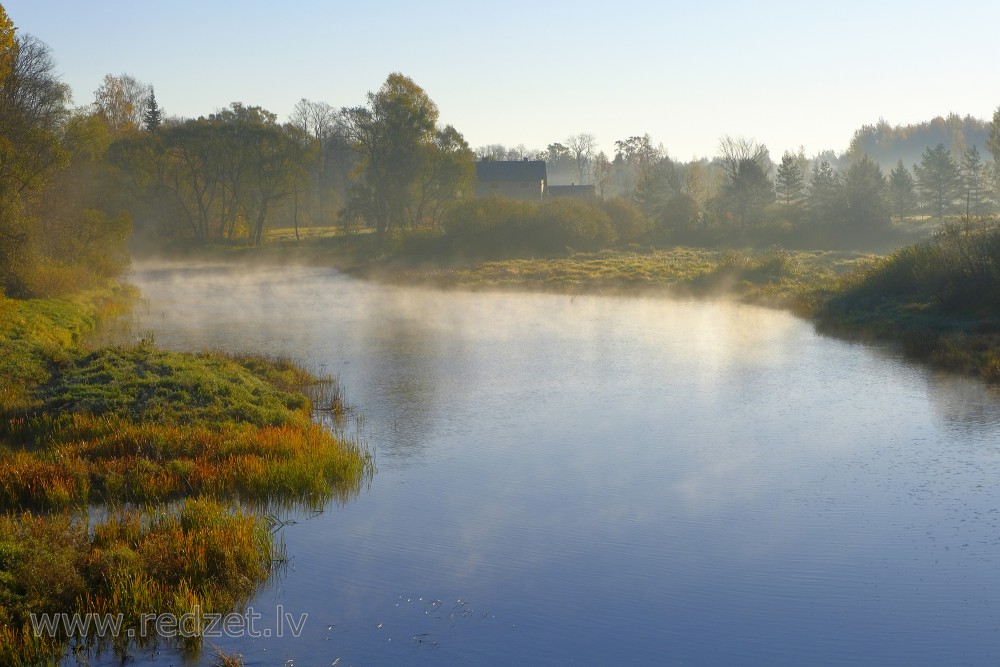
left=0, top=286, right=372, bottom=665
left=180, top=196, right=1000, bottom=385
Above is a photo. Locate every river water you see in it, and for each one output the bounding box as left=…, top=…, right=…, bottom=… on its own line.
left=106, top=262, right=1000, bottom=666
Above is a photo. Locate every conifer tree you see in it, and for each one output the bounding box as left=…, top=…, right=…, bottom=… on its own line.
left=143, top=87, right=161, bottom=133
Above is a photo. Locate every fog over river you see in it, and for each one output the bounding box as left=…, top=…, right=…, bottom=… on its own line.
left=106, top=262, right=1000, bottom=666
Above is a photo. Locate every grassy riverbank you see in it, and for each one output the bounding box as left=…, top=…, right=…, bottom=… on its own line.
left=354, top=246, right=872, bottom=311
left=137, top=215, right=1000, bottom=386
left=816, top=220, right=1000, bottom=382
left=0, top=287, right=372, bottom=664
left=344, top=222, right=1000, bottom=382
left=184, top=220, right=1000, bottom=384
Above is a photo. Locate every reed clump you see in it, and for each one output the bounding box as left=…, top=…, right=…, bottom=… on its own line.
left=0, top=499, right=279, bottom=664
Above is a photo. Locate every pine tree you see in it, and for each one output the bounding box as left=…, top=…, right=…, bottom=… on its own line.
left=775, top=152, right=804, bottom=205
left=807, top=160, right=842, bottom=226
left=913, top=143, right=961, bottom=219
left=888, top=160, right=914, bottom=221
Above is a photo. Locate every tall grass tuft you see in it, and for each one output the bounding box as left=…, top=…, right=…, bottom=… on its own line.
left=0, top=499, right=281, bottom=662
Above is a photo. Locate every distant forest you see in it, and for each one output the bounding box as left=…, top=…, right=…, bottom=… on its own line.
left=846, top=114, right=990, bottom=172
left=4, top=0, right=1000, bottom=300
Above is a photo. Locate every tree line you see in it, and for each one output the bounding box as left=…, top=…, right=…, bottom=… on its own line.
left=477, top=119, right=1000, bottom=250
left=104, top=73, right=474, bottom=248
left=6, top=0, right=1000, bottom=300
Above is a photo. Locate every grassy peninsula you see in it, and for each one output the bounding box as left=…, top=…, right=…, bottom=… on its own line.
left=0, top=286, right=372, bottom=665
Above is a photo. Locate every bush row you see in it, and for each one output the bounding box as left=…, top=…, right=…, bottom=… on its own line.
left=441, top=196, right=648, bottom=258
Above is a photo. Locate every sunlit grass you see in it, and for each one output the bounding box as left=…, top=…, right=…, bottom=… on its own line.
left=0, top=499, right=281, bottom=663
left=0, top=285, right=374, bottom=663
left=0, top=285, right=136, bottom=410
left=381, top=246, right=874, bottom=310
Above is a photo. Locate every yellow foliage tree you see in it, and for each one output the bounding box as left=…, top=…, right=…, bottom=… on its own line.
left=0, top=4, right=15, bottom=81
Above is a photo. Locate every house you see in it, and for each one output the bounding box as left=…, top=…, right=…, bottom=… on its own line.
left=474, top=159, right=547, bottom=200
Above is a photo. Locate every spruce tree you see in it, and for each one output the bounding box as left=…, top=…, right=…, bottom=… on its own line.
left=143, top=88, right=161, bottom=133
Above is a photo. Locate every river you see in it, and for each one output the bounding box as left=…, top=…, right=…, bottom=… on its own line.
left=105, top=261, right=1000, bottom=666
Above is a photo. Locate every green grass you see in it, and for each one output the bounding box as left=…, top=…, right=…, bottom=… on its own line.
left=0, top=286, right=373, bottom=663
left=37, top=346, right=314, bottom=429
left=0, top=286, right=135, bottom=410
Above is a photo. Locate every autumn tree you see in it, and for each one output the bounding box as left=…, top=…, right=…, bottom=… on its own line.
left=34, top=110, right=130, bottom=278
left=0, top=4, right=14, bottom=81
left=0, top=34, right=68, bottom=198
left=407, top=124, right=475, bottom=227
left=591, top=151, right=613, bottom=198
left=94, top=73, right=152, bottom=137
left=109, top=104, right=313, bottom=244
left=154, top=118, right=223, bottom=240
left=341, top=73, right=471, bottom=243
left=684, top=160, right=708, bottom=206
left=190, top=104, right=313, bottom=245
left=634, top=155, right=684, bottom=230
left=0, top=27, right=71, bottom=294
left=0, top=8, right=128, bottom=295
left=613, top=134, right=662, bottom=198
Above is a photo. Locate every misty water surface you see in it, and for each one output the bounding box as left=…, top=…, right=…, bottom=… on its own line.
left=103, top=262, right=1000, bottom=666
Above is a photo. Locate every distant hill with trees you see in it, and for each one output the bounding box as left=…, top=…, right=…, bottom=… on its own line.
left=846, top=114, right=990, bottom=171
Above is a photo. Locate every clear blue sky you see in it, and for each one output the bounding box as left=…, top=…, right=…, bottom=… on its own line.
left=5, top=0, right=999, bottom=161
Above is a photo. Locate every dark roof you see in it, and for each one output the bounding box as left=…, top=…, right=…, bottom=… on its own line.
left=475, top=160, right=547, bottom=182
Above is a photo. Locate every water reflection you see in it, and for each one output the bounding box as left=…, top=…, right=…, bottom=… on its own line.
left=108, top=262, right=1000, bottom=667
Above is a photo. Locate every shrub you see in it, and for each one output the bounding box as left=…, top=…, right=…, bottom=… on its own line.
left=600, top=197, right=651, bottom=245
left=442, top=196, right=537, bottom=258
left=529, top=198, right=615, bottom=252
left=443, top=196, right=619, bottom=258
left=829, top=220, right=1000, bottom=313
